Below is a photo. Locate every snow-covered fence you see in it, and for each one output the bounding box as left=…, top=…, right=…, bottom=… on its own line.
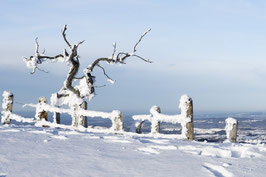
left=131, top=95, right=194, bottom=140
left=225, top=117, right=238, bottom=143
left=1, top=91, right=123, bottom=132
left=1, top=91, right=35, bottom=124
left=24, top=100, right=123, bottom=131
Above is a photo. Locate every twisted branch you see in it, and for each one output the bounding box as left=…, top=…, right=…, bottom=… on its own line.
left=88, top=28, right=152, bottom=73
left=112, top=42, right=116, bottom=59
left=62, top=25, right=71, bottom=49
left=133, top=28, right=151, bottom=52
left=35, top=37, right=39, bottom=54
left=97, top=64, right=114, bottom=83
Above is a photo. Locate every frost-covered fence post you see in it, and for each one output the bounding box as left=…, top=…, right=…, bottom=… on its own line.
left=72, top=101, right=87, bottom=128
left=135, top=121, right=144, bottom=134
left=53, top=112, right=60, bottom=124
left=225, top=117, right=238, bottom=143
left=150, top=106, right=161, bottom=134
left=51, top=94, right=60, bottom=124
left=79, top=101, right=87, bottom=128
left=179, top=95, right=194, bottom=140
left=1, top=91, right=14, bottom=124
left=72, top=104, right=79, bottom=127
left=111, top=110, right=123, bottom=131
left=36, top=97, right=48, bottom=121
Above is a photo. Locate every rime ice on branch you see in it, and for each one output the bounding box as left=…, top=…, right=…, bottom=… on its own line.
left=23, top=25, right=152, bottom=108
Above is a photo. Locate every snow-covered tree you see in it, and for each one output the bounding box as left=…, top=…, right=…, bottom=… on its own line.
left=23, top=25, right=151, bottom=126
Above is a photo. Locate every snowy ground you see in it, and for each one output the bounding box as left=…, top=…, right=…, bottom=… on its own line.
left=0, top=124, right=266, bottom=177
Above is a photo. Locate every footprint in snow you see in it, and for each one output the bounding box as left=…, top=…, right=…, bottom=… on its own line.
left=28, top=130, right=52, bottom=135
left=138, top=138, right=169, bottom=145
left=138, top=145, right=177, bottom=155
left=148, top=139, right=170, bottom=144
left=138, top=147, right=160, bottom=155
left=103, top=136, right=132, bottom=144
left=202, top=163, right=234, bottom=177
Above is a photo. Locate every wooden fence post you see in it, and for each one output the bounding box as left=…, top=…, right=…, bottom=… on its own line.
left=1, top=91, right=14, bottom=124
left=151, top=106, right=161, bottom=134
left=79, top=101, right=87, bottom=128
left=53, top=112, right=60, bottom=124
left=135, top=121, right=144, bottom=134
left=36, top=97, right=48, bottom=121
left=72, top=101, right=87, bottom=128
left=180, top=95, right=194, bottom=140
left=111, top=111, right=123, bottom=131
left=225, top=117, right=238, bottom=143
left=72, top=104, right=78, bottom=127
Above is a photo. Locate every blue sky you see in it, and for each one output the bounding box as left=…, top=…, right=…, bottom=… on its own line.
left=1, top=0, right=266, bottom=113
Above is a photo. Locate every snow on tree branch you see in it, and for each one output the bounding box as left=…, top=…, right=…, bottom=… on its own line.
left=23, top=25, right=152, bottom=107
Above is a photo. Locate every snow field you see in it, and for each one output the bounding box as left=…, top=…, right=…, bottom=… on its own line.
left=0, top=125, right=266, bottom=177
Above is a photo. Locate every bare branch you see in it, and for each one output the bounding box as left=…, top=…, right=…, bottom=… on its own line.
left=116, top=52, right=129, bottom=62
left=89, top=57, right=116, bottom=72
left=111, top=42, right=116, bottom=59
left=64, top=49, right=69, bottom=57
left=133, top=28, right=151, bottom=52
left=131, top=54, right=152, bottom=63
left=77, top=40, right=85, bottom=48
left=88, top=29, right=152, bottom=73
left=38, top=54, right=64, bottom=60
left=62, top=24, right=72, bottom=49
left=96, top=64, right=114, bottom=83
left=35, top=37, right=39, bottom=54
left=95, top=85, right=106, bottom=88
